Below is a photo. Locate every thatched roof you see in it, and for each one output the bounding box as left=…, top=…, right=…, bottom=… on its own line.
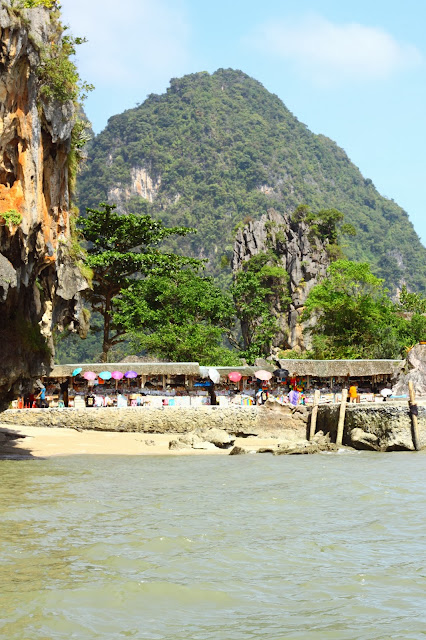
left=48, top=362, right=200, bottom=378
left=48, top=359, right=406, bottom=381
left=278, top=359, right=405, bottom=378
left=199, top=366, right=256, bottom=380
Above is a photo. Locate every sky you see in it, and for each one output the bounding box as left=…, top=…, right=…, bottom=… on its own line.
left=61, top=0, right=426, bottom=245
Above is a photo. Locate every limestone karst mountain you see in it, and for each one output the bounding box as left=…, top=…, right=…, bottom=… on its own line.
left=0, top=1, right=88, bottom=403
left=232, top=209, right=330, bottom=351
left=77, top=68, right=426, bottom=294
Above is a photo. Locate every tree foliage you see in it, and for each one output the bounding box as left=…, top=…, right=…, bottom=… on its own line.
left=302, top=260, right=426, bottom=359
left=23, top=0, right=58, bottom=8
left=79, top=203, right=199, bottom=361
left=37, top=35, right=94, bottom=104
left=78, top=203, right=239, bottom=364
left=231, top=252, right=290, bottom=363
left=115, top=270, right=240, bottom=365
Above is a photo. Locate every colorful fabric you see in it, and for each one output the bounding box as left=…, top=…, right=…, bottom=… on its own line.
left=289, top=390, right=300, bottom=406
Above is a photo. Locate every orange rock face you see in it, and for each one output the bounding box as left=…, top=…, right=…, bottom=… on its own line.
left=0, top=4, right=88, bottom=403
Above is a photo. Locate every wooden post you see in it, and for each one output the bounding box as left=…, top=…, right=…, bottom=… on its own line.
left=336, top=388, right=348, bottom=446
left=408, top=381, right=420, bottom=451
left=162, top=375, right=166, bottom=390
left=309, top=390, right=321, bottom=441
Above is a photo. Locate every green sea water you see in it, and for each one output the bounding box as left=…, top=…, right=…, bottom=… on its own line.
left=1, top=452, right=426, bottom=639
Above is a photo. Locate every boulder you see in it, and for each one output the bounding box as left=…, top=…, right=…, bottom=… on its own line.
left=169, top=434, right=219, bottom=451
left=229, top=446, right=249, bottom=455
left=350, top=428, right=379, bottom=451
left=195, top=428, right=235, bottom=449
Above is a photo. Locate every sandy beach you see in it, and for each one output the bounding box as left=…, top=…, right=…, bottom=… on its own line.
left=0, top=424, right=282, bottom=458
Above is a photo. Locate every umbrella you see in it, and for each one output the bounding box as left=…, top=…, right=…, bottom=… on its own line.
left=255, top=370, right=273, bottom=381
left=228, top=371, right=242, bottom=383
left=72, top=367, right=82, bottom=377
left=381, top=388, right=393, bottom=397
left=83, top=371, right=97, bottom=381
left=111, top=371, right=124, bottom=380
left=273, top=368, right=289, bottom=378
left=99, top=371, right=112, bottom=380
left=208, top=368, right=221, bottom=384
left=124, top=371, right=138, bottom=379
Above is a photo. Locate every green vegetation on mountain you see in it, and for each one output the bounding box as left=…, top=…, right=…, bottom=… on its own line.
left=77, top=68, right=426, bottom=293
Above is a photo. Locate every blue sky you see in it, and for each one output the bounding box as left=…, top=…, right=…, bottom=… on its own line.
left=61, top=0, right=426, bottom=245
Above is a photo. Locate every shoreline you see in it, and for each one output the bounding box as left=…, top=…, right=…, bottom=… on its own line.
left=0, top=424, right=286, bottom=458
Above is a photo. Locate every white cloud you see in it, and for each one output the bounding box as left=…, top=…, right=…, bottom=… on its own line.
left=249, top=15, right=423, bottom=84
left=60, top=0, right=190, bottom=89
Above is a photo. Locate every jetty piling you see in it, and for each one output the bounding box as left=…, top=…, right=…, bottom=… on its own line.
left=408, top=381, right=420, bottom=451
left=336, top=388, right=348, bottom=446
left=309, top=390, right=321, bottom=440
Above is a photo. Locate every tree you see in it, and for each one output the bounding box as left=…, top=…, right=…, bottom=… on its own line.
left=231, top=252, right=290, bottom=363
left=398, top=285, right=426, bottom=314
left=79, top=203, right=198, bottom=361
left=302, top=260, right=425, bottom=359
left=114, top=269, right=240, bottom=365
left=293, top=205, right=356, bottom=260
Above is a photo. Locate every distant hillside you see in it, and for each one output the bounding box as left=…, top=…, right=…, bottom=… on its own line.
left=77, top=68, right=426, bottom=293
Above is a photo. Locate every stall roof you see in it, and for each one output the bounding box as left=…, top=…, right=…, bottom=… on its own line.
left=48, top=362, right=200, bottom=377
left=48, top=359, right=406, bottom=381
left=277, top=359, right=405, bottom=378
left=199, top=366, right=256, bottom=380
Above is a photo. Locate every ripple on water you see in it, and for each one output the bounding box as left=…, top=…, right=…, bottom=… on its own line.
left=1, top=453, right=426, bottom=639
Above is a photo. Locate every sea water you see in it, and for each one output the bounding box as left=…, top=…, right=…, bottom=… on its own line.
left=1, top=452, right=426, bottom=639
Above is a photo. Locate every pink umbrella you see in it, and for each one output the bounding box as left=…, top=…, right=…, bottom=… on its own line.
left=111, top=370, right=124, bottom=390
left=228, top=371, right=242, bottom=383
left=83, top=371, right=97, bottom=381
left=124, top=371, right=138, bottom=379
left=255, top=370, right=273, bottom=381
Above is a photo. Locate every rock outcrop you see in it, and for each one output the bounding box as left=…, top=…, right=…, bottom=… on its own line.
left=232, top=209, right=329, bottom=351
left=316, top=403, right=426, bottom=451
left=0, top=3, right=89, bottom=404
left=392, top=344, right=426, bottom=397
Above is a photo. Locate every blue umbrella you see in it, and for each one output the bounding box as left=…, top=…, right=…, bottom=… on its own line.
left=99, top=371, right=112, bottom=380
left=72, top=367, right=82, bottom=377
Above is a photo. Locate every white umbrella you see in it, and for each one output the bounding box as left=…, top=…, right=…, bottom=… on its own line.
left=208, top=368, right=221, bottom=384
left=380, top=388, right=392, bottom=397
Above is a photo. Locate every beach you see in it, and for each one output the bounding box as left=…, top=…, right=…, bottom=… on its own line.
left=0, top=424, right=285, bottom=458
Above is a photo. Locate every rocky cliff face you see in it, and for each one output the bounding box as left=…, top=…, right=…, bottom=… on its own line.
left=392, top=344, right=426, bottom=397
left=0, top=2, right=88, bottom=404
left=232, top=209, right=329, bottom=351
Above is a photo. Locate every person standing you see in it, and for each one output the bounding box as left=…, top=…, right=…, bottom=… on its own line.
left=36, top=385, right=48, bottom=408
left=349, top=384, right=358, bottom=404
